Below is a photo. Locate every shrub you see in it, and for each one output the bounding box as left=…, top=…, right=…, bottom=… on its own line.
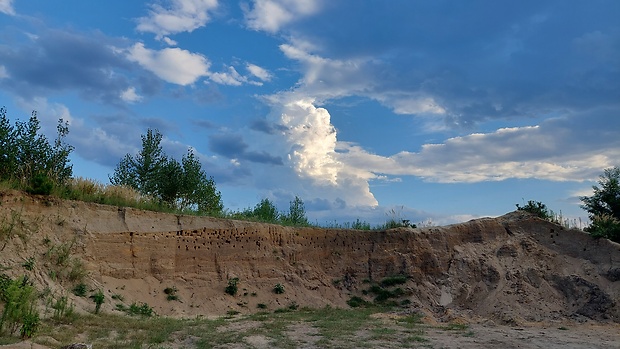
left=164, top=286, right=179, bottom=301
left=225, top=278, right=239, bottom=296
left=257, top=303, right=267, bottom=309
left=72, top=283, right=88, bottom=297
left=516, top=200, right=553, bottom=220
left=347, top=296, right=370, bottom=308
left=127, top=302, right=154, bottom=317
left=380, top=275, right=408, bottom=287
left=273, top=283, right=285, bottom=294
left=586, top=214, right=620, bottom=241
left=0, top=276, right=39, bottom=338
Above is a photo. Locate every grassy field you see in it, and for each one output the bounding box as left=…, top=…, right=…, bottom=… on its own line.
left=0, top=306, right=473, bottom=349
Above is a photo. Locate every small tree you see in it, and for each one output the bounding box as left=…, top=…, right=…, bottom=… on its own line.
left=581, top=167, right=620, bottom=242
left=110, top=129, right=223, bottom=214
left=282, top=196, right=309, bottom=226
left=0, top=108, right=73, bottom=192
left=253, top=198, right=279, bottom=223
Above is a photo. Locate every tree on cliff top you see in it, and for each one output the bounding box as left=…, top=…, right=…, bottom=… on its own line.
left=580, top=166, right=620, bottom=242
left=109, top=129, right=222, bottom=214
left=0, top=107, right=73, bottom=194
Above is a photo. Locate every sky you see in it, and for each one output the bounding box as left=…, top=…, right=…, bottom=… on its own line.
left=0, top=0, right=618, bottom=226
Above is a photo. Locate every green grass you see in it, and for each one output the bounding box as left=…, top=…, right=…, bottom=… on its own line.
left=24, top=306, right=430, bottom=349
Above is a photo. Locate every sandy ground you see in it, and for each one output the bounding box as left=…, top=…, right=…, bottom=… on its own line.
left=424, top=323, right=620, bottom=349
left=2, top=322, right=619, bottom=349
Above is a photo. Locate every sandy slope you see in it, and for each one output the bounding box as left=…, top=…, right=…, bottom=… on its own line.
left=0, top=189, right=619, bottom=347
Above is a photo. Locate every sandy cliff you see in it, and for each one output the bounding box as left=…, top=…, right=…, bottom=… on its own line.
left=0, top=190, right=618, bottom=324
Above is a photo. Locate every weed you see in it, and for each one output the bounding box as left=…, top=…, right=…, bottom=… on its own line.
left=226, top=310, right=240, bottom=316
left=111, top=293, right=124, bottom=301
left=21, top=257, right=35, bottom=271
left=90, top=289, right=105, bottom=314
left=50, top=295, right=75, bottom=322
left=72, top=283, right=88, bottom=297
left=257, top=303, right=267, bottom=309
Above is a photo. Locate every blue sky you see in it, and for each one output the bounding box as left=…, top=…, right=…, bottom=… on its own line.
left=1, top=0, right=618, bottom=226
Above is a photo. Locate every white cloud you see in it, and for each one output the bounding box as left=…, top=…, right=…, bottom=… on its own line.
left=208, top=66, right=245, bottom=86
left=338, top=112, right=620, bottom=184
left=279, top=41, right=447, bottom=118
left=120, top=87, right=143, bottom=103
left=127, top=43, right=210, bottom=85
left=137, top=0, right=219, bottom=38
left=162, top=36, right=178, bottom=46
left=0, top=65, right=8, bottom=79
left=243, top=0, right=321, bottom=33
left=0, top=0, right=15, bottom=15
left=259, top=94, right=378, bottom=207
left=246, top=63, right=272, bottom=82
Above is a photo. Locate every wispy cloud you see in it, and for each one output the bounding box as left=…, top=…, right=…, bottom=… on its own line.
left=0, top=0, right=15, bottom=16
left=136, top=0, right=219, bottom=38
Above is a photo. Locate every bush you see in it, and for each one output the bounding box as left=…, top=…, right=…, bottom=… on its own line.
left=0, top=276, right=39, bottom=338
left=127, top=302, right=154, bottom=317
left=516, top=200, right=553, bottom=220
left=273, top=283, right=285, bottom=294
left=225, top=278, right=239, bottom=296
left=380, top=275, right=408, bottom=287
left=347, top=296, right=370, bottom=308
left=164, top=286, right=179, bottom=301
left=72, top=283, right=88, bottom=297
left=586, top=214, right=620, bottom=241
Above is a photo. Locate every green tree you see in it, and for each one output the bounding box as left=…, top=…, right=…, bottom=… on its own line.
left=179, top=149, right=222, bottom=213
left=282, top=196, right=309, bottom=226
left=0, top=107, right=18, bottom=180
left=252, top=198, right=279, bottom=222
left=110, top=129, right=222, bottom=214
left=581, top=167, right=620, bottom=242
left=0, top=108, right=73, bottom=192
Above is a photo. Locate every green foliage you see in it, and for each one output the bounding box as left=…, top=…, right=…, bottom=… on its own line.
left=581, top=167, right=620, bottom=242
left=110, top=129, right=223, bottom=214
left=585, top=214, right=620, bottom=242
left=0, top=276, right=39, bottom=339
left=379, top=275, right=408, bottom=287
left=50, top=294, right=74, bottom=321
left=346, top=296, right=370, bottom=308
left=225, top=278, right=239, bottom=296
left=516, top=200, right=553, bottom=220
left=281, top=196, right=309, bottom=226
left=21, top=257, right=35, bottom=271
left=252, top=198, right=280, bottom=222
left=257, top=303, right=267, bottom=309
left=90, top=289, right=105, bottom=314
left=72, top=283, right=88, bottom=297
left=273, top=283, right=285, bottom=294
left=164, top=286, right=179, bottom=301
left=128, top=302, right=154, bottom=317
left=0, top=107, right=73, bottom=191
